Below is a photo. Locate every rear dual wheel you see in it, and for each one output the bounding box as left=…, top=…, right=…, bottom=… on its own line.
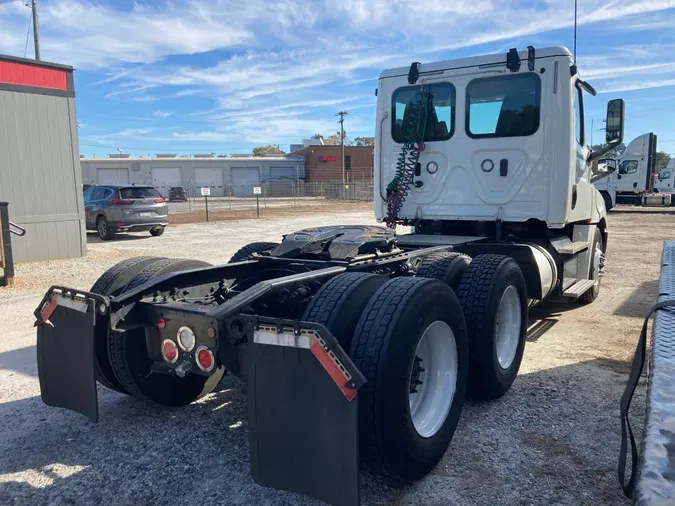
left=303, top=274, right=469, bottom=481
left=90, top=256, right=164, bottom=394
left=456, top=254, right=528, bottom=400
left=91, top=257, right=225, bottom=406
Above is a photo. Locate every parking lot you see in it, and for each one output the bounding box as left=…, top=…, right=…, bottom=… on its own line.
left=0, top=204, right=670, bottom=505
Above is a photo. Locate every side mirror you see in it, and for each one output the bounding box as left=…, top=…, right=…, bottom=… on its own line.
left=589, top=98, right=625, bottom=162
left=606, top=99, right=624, bottom=144
left=590, top=158, right=617, bottom=183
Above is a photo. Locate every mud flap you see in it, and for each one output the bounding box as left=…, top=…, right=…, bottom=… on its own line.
left=35, top=289, right=106, bottom=423
left=247, top=318, right=366, bottom=506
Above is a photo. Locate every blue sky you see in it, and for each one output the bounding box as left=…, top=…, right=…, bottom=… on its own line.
left=2, top=0, right=675, bottom=156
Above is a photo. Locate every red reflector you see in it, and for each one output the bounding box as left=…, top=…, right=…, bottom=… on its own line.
left=154, top=198, right=165, bottom=203
left=196, top=346, right=214, bottom=372
left=161, top=339, right=178, bottom=363
left=207, top=327, right=216, bottom=338
left=157, top=318, right=166, bottom=329
left=117, top=222, right=125, bottom=227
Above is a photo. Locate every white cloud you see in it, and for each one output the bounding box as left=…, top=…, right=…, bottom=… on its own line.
left=5, top=0, right=673, bottom=151
left=600, top=78, right=675, bottom=93
left=0, top=1, right=252, bottom=68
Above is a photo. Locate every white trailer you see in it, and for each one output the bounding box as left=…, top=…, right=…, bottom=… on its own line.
left=35, top=46, right=625, bottom=506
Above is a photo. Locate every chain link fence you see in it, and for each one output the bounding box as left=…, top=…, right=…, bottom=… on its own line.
left=170, top=179, right=374, bottom=213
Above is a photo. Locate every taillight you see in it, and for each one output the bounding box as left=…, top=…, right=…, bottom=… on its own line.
left=195, top=346, right=215, bottom=372
left=161, top=339, right=179, bottom=363
left=154, top=198, right=165, bottom=203
left=112, top=198, right=133, bottom=205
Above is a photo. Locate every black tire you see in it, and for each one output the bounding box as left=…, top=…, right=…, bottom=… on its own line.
left=228, top=242, right=280, bottom=263
left=350, top=277, right=469, bottom=481
left=97, top=216, right=115, bottom=240
left=150, top=227, right=165, bottom=237
left=90, top=256, right=166, bottom=393
left=416, top=252, right=471, bottom=291
left=580, top=228, right=604, bottom=303
left=601, top=192, right=613, bottom=211
left=302, top=272, right=387, bottom=350
left=456, top=254, right=528, bottom=400
left=108, top=258, right=226, bottom=406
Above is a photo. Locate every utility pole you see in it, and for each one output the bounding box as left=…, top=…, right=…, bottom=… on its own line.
left=30, top=0, right=41, bottom=60
left=337, top=111, right=348, bottom=199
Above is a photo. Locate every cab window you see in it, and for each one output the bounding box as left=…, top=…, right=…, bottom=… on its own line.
left=659, top=169, right=672, bottom=181
left=619, top=160, right=638, bottom=174
left=573, top=85, right=584, bottom=145
left=392, top=83, right=455, bottom=143
left=466, top=74, right=541, bottom=138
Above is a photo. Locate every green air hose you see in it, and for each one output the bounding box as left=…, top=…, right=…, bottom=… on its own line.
left=385, top=87, right=431, bottom=227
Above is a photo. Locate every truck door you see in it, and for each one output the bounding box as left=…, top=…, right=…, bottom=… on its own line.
left=615, top=133, right=656, bottom=193
left=617, top=159, right=640, bottom=193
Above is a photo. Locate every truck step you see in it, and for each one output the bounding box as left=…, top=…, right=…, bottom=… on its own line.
left=557, top=241, right=589, bottom=255
left=562, top=279, right=595, bottom=298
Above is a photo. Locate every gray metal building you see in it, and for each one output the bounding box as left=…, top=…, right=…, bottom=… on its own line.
left=0, top=55, right=85, bottom=262
left=81, top=155, right=305, bottom=198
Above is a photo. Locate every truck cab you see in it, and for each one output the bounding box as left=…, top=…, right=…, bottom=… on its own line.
left=375, top=46, right=623, bottom=232
left=594, top=133, right=657, bottom=208
left=654, top=158, right=675, bottom=193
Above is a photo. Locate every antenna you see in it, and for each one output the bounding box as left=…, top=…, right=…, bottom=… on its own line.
left=574, top=0, right=578, bottom=62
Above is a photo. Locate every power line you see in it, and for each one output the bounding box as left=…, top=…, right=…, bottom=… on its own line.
left=22, top=7, right=31, bottom=58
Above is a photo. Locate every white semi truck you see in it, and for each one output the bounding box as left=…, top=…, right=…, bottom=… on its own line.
left=34, top=46, right=623, bottom=506
left=594, top=133, right=663, bottom=209
left=653, top=158, right=675, bottom=194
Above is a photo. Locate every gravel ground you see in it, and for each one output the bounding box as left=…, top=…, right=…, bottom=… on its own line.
left=1, top=204, right=671, bottom=506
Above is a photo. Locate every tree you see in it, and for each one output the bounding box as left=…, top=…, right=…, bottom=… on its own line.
left=354, top=136, right=374, bottom=147
left=326, top=134, right=341, bottom=145
left=590, top=142, right=625, bottom=159
left=654, top=151, right=672, bottom=172
left=253, top=145, right=285, bottom=157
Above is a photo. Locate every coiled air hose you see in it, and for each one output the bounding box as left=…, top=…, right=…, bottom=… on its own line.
left=385, top=87, right=432, bottom=228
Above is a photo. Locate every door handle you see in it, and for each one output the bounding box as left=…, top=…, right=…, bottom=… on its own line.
left=414, top=162, right=421, bottom=177
left=500, top=159, right=508, bottom=177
